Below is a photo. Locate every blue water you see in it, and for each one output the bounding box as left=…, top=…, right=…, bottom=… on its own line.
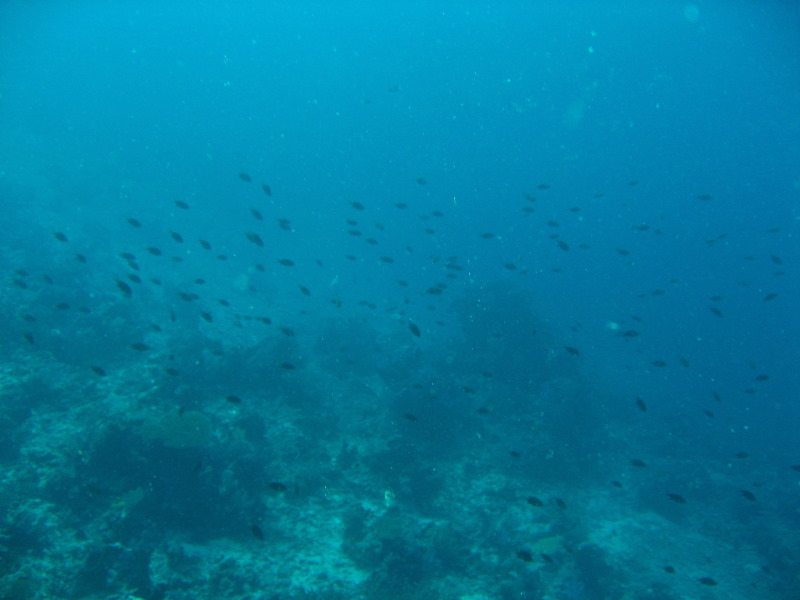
left=1, top=2, right=798, bottom=599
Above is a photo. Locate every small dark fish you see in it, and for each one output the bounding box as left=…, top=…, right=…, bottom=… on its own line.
left=126, top=217, right=142, bottom=228
left=262, top=183, right=272, bottom=196
left=770, top=254, right=783, bottom=265
left=679, top=357, right=690, bottom=368
left=269, top=482, right=287, bottom=492
left=278, top=258, right=295, bottom=267
left=503, top=263, right=517, bottom=270
left=703, top=409, right=715, bottom=418
left=23, top=332, right=35, bottom=344
left=754, top=374, right=770, bottom=382
left=710, top=307, right=723, bottom=318
left=225, top=395, right=242, bottom=404
left=667, top=493, right=687, bottom=504
left=516, top=550, right=533, bottom=562
left=116, top=280, right=133, bottom=296
left=554, top=497, right=567, bottom=510
left=557, top=239, right=569, bottom=252
left=791, top=464, right=800, bottom=472
left=55, top=302, right=70, bottom=310
left=763, top=293, right=778, bottom=302
left=90, top=366, right=106, bottom=376
left=279, top=362, right=296, bottom=370
left=200, top=312, right=213, bottom=323
left=350, top=201, right=365, bottom=210
left=84, top=482, right=105, bottom=497
left=174, top=200, right=190, bottom=209
left=403, top=412, right=418, bottom=422
left=636, top=396, right=648, bottom=412
left=279, top=327, right=294, bottom=337
left=618, top=330, right=640, bottom=338
left=395, top=202, right=407, bottom=209
left=250, top=524, right=264, bottom=541
left=170, top=231, right=184, bottom=243
left=663, top=566, right=675, bottom=574
left=416, top=177, right=427, bottom=185
left=564, top=346, right=581, bottom=355
left=165, top=368, right=180, bottom=376
left=147, top=247, right=163, bottom=256
left=735, top=452, right=750, bottom=459
left=651, top=360, right=667, bottom=368
left=630, top=459, right=647, bottom=468
left=408, top=322, right=421, bottom=337
left=697, top=577, right=717, bottom=586
left=250, top=208, right=263, bottom=221
left=178, top=292, right=198, bottom=302
left=380, top=256, right=394, bottom=263
left=239, top=172, right=252, bottom=182
left=697, top=194, right=713, bottom=201
left=537, top=183, right=551, bottom=190
left=299, top=286, right=311, bottom=296
left=199, top=239, right=212, bottom=250
left=246, top=232, right=264, bottom=247
left=130, top=343, right=150, bottom=352
left=75, top=254, right=87, bottom=264
left=526, top=496, right=544, bottom=507
left=509, top=451, right=521, bottom=458
left=479, top=232, right=496, bottom=239
left=12, top=278, right=27, bottom=289
left=541, top=553, right=554, bottom=563
left=53, top=232, right=68, bottom=242
left=740, top=489, right=757, bottom=502
left=616, top=248, right=630, bottom=256
left=611, top=480, right=623, bottom=488
left=21, top=314, right=36, bottom=323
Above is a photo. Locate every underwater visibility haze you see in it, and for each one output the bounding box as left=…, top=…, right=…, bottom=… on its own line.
left=0, top=2, right=799, bottom=599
